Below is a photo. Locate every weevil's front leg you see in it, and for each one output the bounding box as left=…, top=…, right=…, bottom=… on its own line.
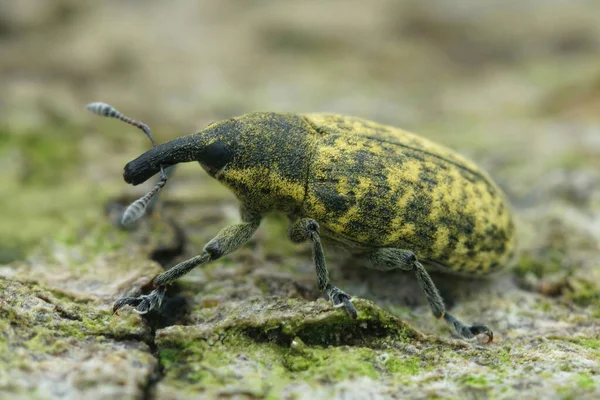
left=114, top=212, right=261, bottom=314
left=289, top=218, right=357, bottom=319
left=367, top=248, right=493, bottom=342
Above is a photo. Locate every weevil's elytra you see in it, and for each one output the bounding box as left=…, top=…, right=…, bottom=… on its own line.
left=88, top=106, right=516, bottom=342
left=300, top=114, right=515, bottom=275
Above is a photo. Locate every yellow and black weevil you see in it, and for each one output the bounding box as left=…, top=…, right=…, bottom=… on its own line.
left=87, top=103, right=516, bottom=342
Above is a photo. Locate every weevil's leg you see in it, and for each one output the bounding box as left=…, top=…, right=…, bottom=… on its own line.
left=114, top=209, right=261, bottom=314
left=288, top=218, right=357, bottom=319
left=366, top=248, right=493, bottom=342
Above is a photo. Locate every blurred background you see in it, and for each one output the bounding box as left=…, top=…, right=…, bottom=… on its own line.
left=1, top=1, right=599, bottom=398
left=1, top=0, right=599, bottom=262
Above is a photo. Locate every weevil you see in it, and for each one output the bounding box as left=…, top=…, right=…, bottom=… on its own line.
left=87, top=103, right=516, bottom=341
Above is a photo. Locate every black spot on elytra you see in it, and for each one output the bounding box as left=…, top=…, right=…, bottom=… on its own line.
left=460, top=215, right=475, bottom=236
left=421, top=175, right=438, bottom=187
left=404, top=194, right=435, bottom=240
left=315, top=186, right=351, bottom=216
left=419, top=163, right=439, bottom=188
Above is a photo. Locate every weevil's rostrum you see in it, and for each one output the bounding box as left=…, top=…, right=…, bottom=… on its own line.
left=89, top=106, right=516, bottom=342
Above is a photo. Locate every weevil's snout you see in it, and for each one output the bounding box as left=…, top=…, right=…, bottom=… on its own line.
left=122, top=118, right=236, bottom=185
left=123, top=160, right=147, bottom=185
left=122, top=146, right=169, bottom=186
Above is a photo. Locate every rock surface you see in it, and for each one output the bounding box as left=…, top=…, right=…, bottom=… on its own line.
left=1, top=1, right=599, bottom=399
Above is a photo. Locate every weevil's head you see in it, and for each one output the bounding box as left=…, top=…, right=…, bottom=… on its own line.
left=123, top=112, right=315, bottom=213
left=123, top=118, right=237, bottom=185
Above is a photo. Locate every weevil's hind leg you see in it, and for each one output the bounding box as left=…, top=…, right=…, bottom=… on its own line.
left=114, top=208, right=261, bottom=315
left=366, top=248, right=493, bottom=342
left=288, top=218, right=357, bottom=319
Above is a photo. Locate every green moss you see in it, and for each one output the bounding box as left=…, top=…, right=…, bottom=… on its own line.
left=159, top=348, right=183, bottom=370
left=184, top=297, right=422, bottom=351
left=555, top=373, right=597, bottom=399
left=461, top=374, right=490, bottom=388
left=575, top=373, right=595, bottom=390
left=0, top=124, right=81, bottom=185
left=156, top=298, right=427, bottom=397
left=495, top=348, right=513, bottom=365
left=0, top=279, right=151, bottom=347
left=0, top=122, right=120, bottom=262
left=53, top=219, right=131, bottom=255
left=290, top=299, right=419, bottom=347
left=159, top=333, right=380, bottom=397
left=282, top=337, right=379, bottom=380
left=514, top=250, right=564, bottom=279
left=576, top=339, right=600, bottom=350
left=514, top=249, right=599, bottom=316
left=0, top=320, right=10, bottom=358
left=554, top=337, right=600, bottom=351
left=564, top=278, right=600, bottom=308
left=384, top=356, right=421, bottom=375
left=24, top=329, right=70, bottom=355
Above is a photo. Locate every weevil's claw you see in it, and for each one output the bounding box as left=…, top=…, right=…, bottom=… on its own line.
left=113, top=296, right=144, bottom=314
left=328, top=286, right=358, bottom=319
left=444, top=313, right=494, bottom=343
left=342, top=297, right=358, bottom=319
left=456, top=324, right=494, bottom=343
left=113, top=287, right=166, bottom=315
left=467, top=325, right=494, bottom=343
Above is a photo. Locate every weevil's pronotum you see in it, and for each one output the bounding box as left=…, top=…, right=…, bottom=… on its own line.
left=87, top=103, right=516, bottom=341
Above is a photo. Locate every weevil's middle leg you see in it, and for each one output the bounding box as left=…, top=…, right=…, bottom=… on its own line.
left=289, top=218, right=357, bottom=319
left=114, top=210, right=261, bottom=315
left=366, top=248, right=493, bottom=342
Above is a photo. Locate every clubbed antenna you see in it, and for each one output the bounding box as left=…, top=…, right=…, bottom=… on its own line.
left=86, top=102, right=157, bottom=146
left=86, top=101, right=167, bottom=224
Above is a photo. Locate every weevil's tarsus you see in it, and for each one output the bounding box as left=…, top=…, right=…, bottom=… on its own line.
left=444, top=313, right=494, bottom=342
left=113, top=286, right=166, bottom=315
left=86, top=101, right=169, bottom=224
left=113, top=296, right=143, bottom=314
left=328, top=284, right=358, bottom=319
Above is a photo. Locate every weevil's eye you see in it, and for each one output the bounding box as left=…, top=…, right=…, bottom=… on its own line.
left=198, top=140, right=232, bottom=176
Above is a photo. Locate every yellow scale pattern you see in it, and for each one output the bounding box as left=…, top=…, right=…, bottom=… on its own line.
left=215, top=112, right=515, bottom=275
left=302, top=114, right=516, bottom=275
